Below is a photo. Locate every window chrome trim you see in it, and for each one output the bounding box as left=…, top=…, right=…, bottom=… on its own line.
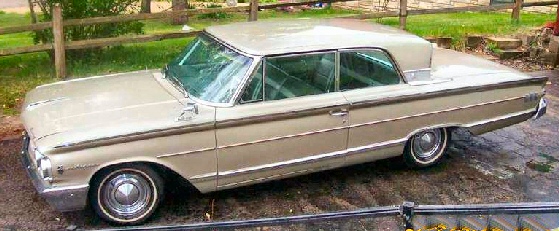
left=237, top=50, right=338, bottom=104
left=263, top=59, right=266, bottom=102
left=178, top=32, right=261, bottom=108
left=238, top=61, right=264, bottom=104
left=337, top=47, right=407, bottom=84
left=335, top=52, right=340, bottom=92
left=265, top=50, right=338, bottom=59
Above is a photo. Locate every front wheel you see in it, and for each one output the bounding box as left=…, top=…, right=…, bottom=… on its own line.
left=403, top=128, right=450, bottom=168
left=90, top=164, right=163, bottom=225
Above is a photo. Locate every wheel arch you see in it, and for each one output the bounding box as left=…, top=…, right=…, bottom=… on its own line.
left=403, top=124, right=459, bottom=142
left=88, top=158, right=199, bottom=195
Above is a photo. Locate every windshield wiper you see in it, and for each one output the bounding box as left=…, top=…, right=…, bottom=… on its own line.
left=164, top=65, right=189, bottom=98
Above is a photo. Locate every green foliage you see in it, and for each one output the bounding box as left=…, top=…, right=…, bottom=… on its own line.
left=0, top=13, right=35, bottom=50
left=377, top=12, right=553, bottom=46
left=540, top=153, right=559, bottom=163
left=0, top=38, right=192, bottom=115
left=0, top=10, right=5, bottom=15
left=198, top=4, right=232, bottom=19
left=526, top=153, right=557, bottom=173
left=206, top=3, right=222, bottom=8
left=34, top=0, right=145, bottom=58
left=486, top=42, right=501, bottom=53
left=187, top=3, right=197, bottom=9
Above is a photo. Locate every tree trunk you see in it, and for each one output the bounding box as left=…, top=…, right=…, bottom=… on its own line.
left=27, top=0, right=38, bottom=23
left=171, top=0, right=186, bottom=25
left=141, top=0, right=151, bottom=13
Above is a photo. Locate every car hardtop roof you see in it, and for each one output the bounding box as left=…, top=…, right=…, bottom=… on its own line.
left=204, top=18, right=433, bottom=72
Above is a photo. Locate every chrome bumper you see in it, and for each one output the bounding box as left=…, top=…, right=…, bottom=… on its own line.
left=21, top=134, right=89, bottom=212
left=533, top=98, right=547, bottom=120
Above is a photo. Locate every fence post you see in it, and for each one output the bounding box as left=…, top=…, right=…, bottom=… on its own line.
left=52, top=3, right=66, bottom=79
left=399, top=0, right=407, bottom=30
left=512, top=0, right=522, bottom=23
left=401, top=201, right=415, bottom=229
left=249, top=0, right=258, bottom=21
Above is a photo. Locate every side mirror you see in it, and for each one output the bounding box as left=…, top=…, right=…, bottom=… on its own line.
left=176, top=103, right=199, bottom=121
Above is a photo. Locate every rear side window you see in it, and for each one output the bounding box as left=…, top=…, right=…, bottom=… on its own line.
left=264, top=52, right=335, bottom=101
left=339, top=50, right=401, bottom=91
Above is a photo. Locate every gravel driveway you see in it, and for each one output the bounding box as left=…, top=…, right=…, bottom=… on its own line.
left=0, top=71, right=557, bottom=230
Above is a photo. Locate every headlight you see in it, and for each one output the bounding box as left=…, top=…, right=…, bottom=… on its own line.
left=34, top=149, right=43, bottom=167
left=38, top=157, right=53, bottom=182
left=34, top=149, right=53, bottom=182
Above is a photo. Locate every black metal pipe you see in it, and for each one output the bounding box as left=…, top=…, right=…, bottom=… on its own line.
left=95, top=202, right=559, bottom=231
left=98, top=206, right=400, bottom=231
left=414, top=202, right=559, bottom=216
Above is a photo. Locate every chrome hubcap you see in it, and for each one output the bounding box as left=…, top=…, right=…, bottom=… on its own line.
left=412, top=129, right=442, bottom=161
left=102, top=172, right=152, bottom=218
left=115, top=183, right=140, bottom=206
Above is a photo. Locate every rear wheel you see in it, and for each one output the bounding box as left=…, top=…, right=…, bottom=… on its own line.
left=403, top=128, right=450, bottom=168
left=90, top=164, right=163, bottom=225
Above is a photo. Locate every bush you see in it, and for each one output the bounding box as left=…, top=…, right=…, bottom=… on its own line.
left=198, top=3, right=231, bottom=19
left=34, top=0, right=144, bottom=58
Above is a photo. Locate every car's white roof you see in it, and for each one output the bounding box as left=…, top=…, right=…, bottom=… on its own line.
left=205, top=18, right=432, bottom=71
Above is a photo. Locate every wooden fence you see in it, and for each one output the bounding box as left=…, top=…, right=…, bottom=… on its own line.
left=0, top=0, right=556, bottom=78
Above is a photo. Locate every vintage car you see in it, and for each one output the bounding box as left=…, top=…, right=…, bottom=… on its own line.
left=20, top=18, right=547, bottom=224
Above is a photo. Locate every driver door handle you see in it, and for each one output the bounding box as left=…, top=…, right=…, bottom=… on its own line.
left=329, top=109, right=348, bottom=117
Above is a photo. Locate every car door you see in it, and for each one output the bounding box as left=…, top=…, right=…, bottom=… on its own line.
left=337, top=49, right=412, bottom=165
left=214, top=51, right=350, bottom=189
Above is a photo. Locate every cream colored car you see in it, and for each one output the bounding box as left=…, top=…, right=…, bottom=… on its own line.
left=20, top=18, right=547, bottom=224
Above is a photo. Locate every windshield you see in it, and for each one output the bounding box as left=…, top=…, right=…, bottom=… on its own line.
left=166, top=34, right=253, bottom=104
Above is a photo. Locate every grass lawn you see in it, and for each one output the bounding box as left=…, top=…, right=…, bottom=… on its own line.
left=377, top=11, right=554, bottom=46
left=0, top=9, right=555, bottom=115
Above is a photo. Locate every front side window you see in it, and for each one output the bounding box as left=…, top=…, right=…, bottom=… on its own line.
left=339, top=50, right=401, bottom=91
left=166, top=33, right=253, bottom=104
left=240, top=64, right=263, bottom=103
left=265, top=52, right=335, bottom=101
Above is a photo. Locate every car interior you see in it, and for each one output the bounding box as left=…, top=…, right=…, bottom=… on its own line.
left=240, top=50, right=401, bottom=103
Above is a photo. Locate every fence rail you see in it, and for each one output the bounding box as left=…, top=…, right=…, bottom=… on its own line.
left=96, top=201, right=559, bottom=231
left=0, top=0, right=557, bottom=78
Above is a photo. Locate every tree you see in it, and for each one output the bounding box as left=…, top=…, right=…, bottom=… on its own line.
left=141, top=0, right=151, bottom=13
left=171, top=0, right=187, bottom=25
left=34, top=0, right=144, bottom=58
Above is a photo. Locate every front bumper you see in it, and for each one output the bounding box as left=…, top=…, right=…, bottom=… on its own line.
left=21, top=134, right=89, bottom=212
left=533, top=98, right=547, bottom=120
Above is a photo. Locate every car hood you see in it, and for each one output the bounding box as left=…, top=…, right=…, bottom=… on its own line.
left=21, top=70, right=214, bottom=152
